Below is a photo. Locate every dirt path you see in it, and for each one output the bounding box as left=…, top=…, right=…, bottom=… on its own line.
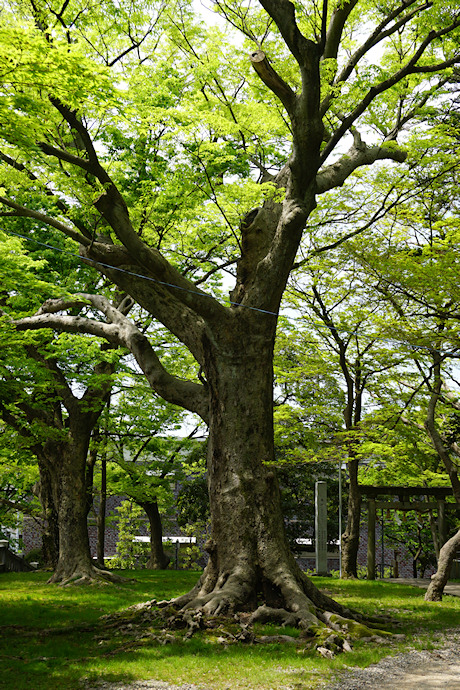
left=385, top=577, right=460, bottom=598
left=326, top=629, right=460, bottom=689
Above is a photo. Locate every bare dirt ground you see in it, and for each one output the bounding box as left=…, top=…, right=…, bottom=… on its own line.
left=326, top=629, right=460, bottom=689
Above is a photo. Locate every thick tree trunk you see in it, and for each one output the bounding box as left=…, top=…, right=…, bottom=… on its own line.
left=425, top=528, right=460, bottom=601
left=41, top=512, right=59, bottom=570
left=140, top=500, right=170, bottom=570
left=47, top=429, right=119, bottom=584
left=341, top=458, right=361, bottom=579
left=171, top=324, right=370, bottom=633
left=49, top=447, right=94, bottom=583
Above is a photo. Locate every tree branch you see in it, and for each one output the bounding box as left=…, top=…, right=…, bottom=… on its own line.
left=325, top=0, right=429, bottom=89
left=0, top=195, right=91, bottom=245
left=0, top=496, right=40, bottom=516
left=320, top=19, right=460, bottom=164
left=257, top=0, right=317, bottom=67
left=26, top=347, right=79, bottom=417
left=250, top=50, right=296, bottom=114
left=0, top=152, right=93, bottom=240
left=14, top=296, right=209, bottom=423
left=38, top=141, right=94, bottom=174
left=316, top=141, right=407, bottom=194
left=323, top=0, right=359, bottom=60
left=48, top=98, right=112, bottom=185
left=81, top=229, right=229, bottom=326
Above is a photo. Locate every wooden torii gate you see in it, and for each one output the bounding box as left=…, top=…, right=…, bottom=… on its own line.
left=359, top=485, right=455, bottom=580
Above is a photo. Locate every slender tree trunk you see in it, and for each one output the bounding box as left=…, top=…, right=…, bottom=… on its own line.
left=425, top=355, right=460, bottom=502
left=341, top=457, right=361, bottom=578
left=425, top=528, right=460, bottom=601
left=413, top=543, right=423, bottom=578
left=428, top=509, right=440, bottom=560
left=140, top=500, right=170, bottom=570
left=96, top=456, right=106, bottom=567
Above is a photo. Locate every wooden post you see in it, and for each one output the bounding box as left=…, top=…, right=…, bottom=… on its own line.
left=367, top=499, right=376, bottom=580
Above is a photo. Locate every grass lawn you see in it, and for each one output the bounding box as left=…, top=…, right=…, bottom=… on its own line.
left=1, top=570, right=460, bottom=690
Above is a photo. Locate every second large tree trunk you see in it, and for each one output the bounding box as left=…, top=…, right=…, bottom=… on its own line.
left=49, top=442, right=94, bottom=583
left=47, top=426, right=119, bottom=584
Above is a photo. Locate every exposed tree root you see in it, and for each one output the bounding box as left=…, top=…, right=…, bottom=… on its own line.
left=135, top=561, right=399, bottom=656
left=94, top=556, right=399, bottom=657
left=103, top=603, right=397, bottom=658
left=48, top=563, right=129, bottom=586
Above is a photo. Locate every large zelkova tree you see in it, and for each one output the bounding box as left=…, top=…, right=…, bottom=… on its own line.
left=2, top=0, right=460, bottom=630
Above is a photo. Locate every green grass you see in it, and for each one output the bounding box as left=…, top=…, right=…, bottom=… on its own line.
left=1, top=571, right=460, bottom=690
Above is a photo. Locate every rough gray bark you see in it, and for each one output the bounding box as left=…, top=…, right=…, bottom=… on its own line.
left=48, top=435, right=96, bottom=584
left=46, top=425, right=122, bottom=585
left=171, top=326, right=351, bottom=624
left=44, top=359, right=122, bottom=585
left=425, top=528, right=460, bottom=601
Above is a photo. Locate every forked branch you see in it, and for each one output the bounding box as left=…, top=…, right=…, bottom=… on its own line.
left=13, top=295, right=209, bottom=423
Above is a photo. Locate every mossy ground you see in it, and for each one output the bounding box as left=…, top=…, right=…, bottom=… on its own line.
left=1, top=570, right=460, bottom=689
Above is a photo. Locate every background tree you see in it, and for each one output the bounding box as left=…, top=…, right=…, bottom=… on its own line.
left=284, top=247, right=404, bottom=577
left=0, top=326, right=123, bottom=582
left=340, top=113, right=460, bottom=592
